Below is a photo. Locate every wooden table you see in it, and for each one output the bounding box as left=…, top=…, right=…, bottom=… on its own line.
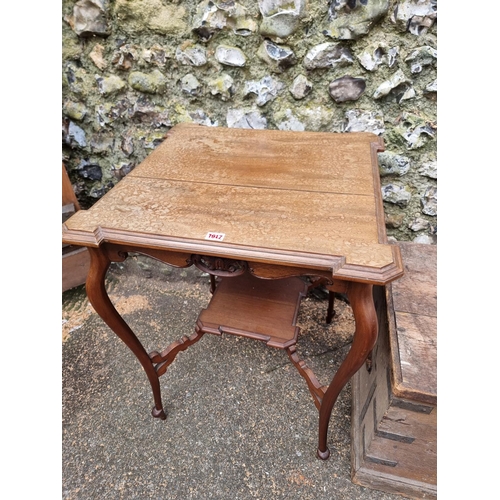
left=62, top=123, right=403, bottom=460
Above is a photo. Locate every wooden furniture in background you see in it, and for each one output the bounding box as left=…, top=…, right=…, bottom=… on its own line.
left=351, top=242, right=437, bottom=499
left=62, top=123, right=404, bottom=459
left=62, top=163, right=90, bottom=292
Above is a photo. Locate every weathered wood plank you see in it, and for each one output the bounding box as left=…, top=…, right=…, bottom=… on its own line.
left=365, top=405, right=437, bottom=485
left=390, top=242, right=437, bottom=404
left=62, top=246, right=90, bottom=292
left=395, top=312, right=437, bottom=401
left=352, top=467, right=437, bottom=499
left=391, top=243, right=436, bottom=317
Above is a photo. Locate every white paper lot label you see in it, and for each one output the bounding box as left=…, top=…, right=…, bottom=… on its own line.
left=205, top=232, right=225, bottom=241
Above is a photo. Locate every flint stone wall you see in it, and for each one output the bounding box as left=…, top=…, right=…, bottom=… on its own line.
left=62, top=0, right=437, bottom=243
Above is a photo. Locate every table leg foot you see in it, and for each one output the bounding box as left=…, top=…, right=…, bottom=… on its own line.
left=316, top=447, right=330, bottom=460
left=152, top=406, right=167, bottom=420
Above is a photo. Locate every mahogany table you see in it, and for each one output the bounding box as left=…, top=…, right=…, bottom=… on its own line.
left=62, top=123, right=403, bottom=460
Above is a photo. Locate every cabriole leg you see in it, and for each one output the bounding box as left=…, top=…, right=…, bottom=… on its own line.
left=317, top=282, right=378, bottom=460
left=85, top=247, right=166, bottom=420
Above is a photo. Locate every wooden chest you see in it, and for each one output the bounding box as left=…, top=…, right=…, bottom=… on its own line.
left=351, top=242, right=437, bottom=499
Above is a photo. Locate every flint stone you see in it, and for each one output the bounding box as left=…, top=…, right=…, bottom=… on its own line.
left=405, top=45, right=437, bottom=73
left=413, top=234, right=435, bottom=244
left=378, top=151, right=411, bottom=176
left=67, top=121, right=87, bottom=148
left=192, top=0, right=250, bottom=41
left=408, top=217, right=430, bottom=231
left=373, top=69, right=415, bottom=102
left=95, top=100, right=129, bottom=128
left=233, top=17, right=257, bottom=36
left=176, top=43, right=207, bottom=67
left=208, top=74, right=235, bottom=101
left=192, top=0, right=227, bottom=40
left=111, top=44, right=139, bottom=70
left=189, top=110, right=219, bottom=127
left=90, top=132, right=115, bottom=153
left=257, top=40, right=296, bottom=73
left=121, top=135, right=134, bottom=156
left=419, top=160, right=437, bottom=179
left=344, top=109, right=385, bottom=135
left=222, top=2, right=255, bottom=31
left=130, top=97, right=171, bottom=127
left=96, top=74, right=127, bottom=95
left=425, top=79, right=437, bottom=92
left=400, top=119, right=436, bottom=149
left=215, top=45, right=247, bottom=67
left=289, top=74, right=313, bottom=100
left=391, top=0, right=437, bottom=35
left=89, top=43, right=107, bottom=70
left=181, top=74, right=202, bottom=95
left=244, top=76, right=284, bottom=106
left=324, top=0, right=390, bottom=40
left=72, top=0, right=110, bottom=37
left=381, top=183, right=411, bottom=207
left=142, top=45, right=167, bottom=66
left=77, top=160, right=102, bottom=180
left=227, top=109, right=267, bottom=129
left=259, top=0, right=305, bottom=19
left=113, top=162, right=134, bottom=179
left=424, top=79, right=437, bottom=99
left=128, top=70, right=167, bottom=94
left=259, top=0, right=306, bottom=38
left=63, top=101, right=88, bottom=121
left=357, top=43, right=398, bottom=71
left=385, top=213, right=405, bottom=229
left=304, top=43, right=354, bottom=70
left=329, top=76, right=366, bottom=103
left=421, top=186, right=437, bottom=216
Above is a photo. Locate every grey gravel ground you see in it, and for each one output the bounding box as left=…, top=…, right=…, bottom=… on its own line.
left=62, top=254, right=406, bottom=500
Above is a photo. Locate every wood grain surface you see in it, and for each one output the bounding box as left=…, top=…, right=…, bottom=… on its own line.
left=131, top=123, right=381, bottom=196
left=63, top=124, right=403, bottom=284
left=197, top=273, right=307, bottom=348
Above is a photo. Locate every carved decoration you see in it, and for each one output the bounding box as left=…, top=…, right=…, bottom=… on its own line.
left=103, top=243, right=194, bottom=269
left=191, top=254, right=248, bottom=277
left=103, top=246, right=129, bottom=262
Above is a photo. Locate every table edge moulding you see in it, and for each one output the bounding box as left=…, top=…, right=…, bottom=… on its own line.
left=62, top=123, right=404, bottom=461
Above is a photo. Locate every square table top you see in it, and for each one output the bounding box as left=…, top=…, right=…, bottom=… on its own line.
left=62, top=123, right=403, bottom=284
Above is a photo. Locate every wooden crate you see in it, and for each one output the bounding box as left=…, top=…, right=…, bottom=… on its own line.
left=351, top=242, right=437, bottom=499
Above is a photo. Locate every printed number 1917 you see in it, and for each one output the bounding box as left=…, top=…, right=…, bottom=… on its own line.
left=205, top=232, right=225, bottom=241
